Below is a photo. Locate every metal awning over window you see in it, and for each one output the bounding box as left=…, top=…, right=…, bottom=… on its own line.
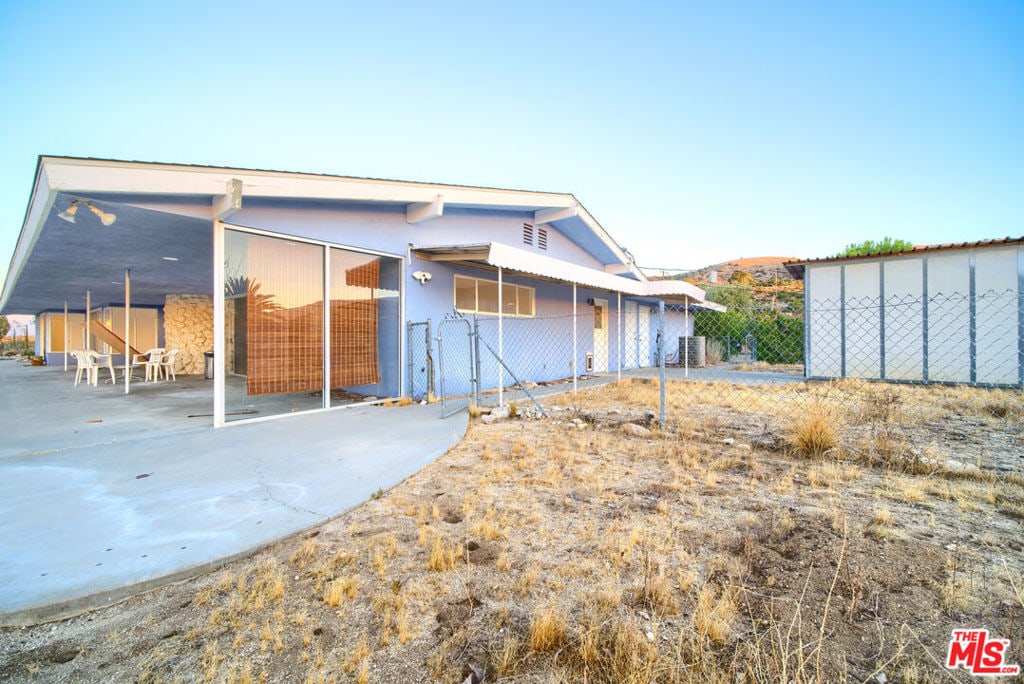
left=412, top=242, right=722, bottom=308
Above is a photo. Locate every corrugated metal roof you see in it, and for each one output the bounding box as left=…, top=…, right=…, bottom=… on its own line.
left=783, top=236, right=1024, bottom=279
left=413, top=242, right=709, bottom=302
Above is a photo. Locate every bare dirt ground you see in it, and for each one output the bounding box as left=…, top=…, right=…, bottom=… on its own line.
left=2, top=380, right=1022, bottom=683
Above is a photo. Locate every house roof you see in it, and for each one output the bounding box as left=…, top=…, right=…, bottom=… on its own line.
left=1, top=156, right=648, bottom=313
left=413, top=242, right=709, bottom=303
left=783, top=236, right=1024, bottom=280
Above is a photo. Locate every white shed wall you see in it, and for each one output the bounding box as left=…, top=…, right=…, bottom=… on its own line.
left=975, top=248, right=1019, bottom=385
left=844, top=262, right=880, bottom=378
left=804, top=243, right=1022, bottom=387
left=807, top=266, right=842, bottom=377
left=927, top=253, right=971, bottom=383
left=883, top=258, right=924, bottom=380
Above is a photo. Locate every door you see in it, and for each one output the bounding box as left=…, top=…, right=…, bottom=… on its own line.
left=593, top=298, right=608, bottom=373
left=637, top=305, right=651, bottom=367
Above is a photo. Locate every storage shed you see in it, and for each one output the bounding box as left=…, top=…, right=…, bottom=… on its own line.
left=785, top=238, right=1023, bottom=388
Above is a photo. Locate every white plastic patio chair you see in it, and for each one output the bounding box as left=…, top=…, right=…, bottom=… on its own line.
left=128, top=348, right=165, bottom=382
left=144, top=350, right=164, bottom=382
left=71, top=350, right=97, bottom=386
left=158, top=348, right=179, bottom=382
left=85, top=350, right=117, bottom=385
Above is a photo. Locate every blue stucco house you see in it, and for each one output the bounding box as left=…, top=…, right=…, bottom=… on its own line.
left=1, top=157, right=712, bottom=425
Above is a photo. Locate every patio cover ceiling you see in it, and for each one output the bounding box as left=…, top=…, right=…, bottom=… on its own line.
left=413, top=242, right=719, bottom=306
left=0, top=194, right=213, bottom=313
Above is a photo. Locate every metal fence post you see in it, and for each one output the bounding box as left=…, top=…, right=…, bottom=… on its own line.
left=472, top=315, right=482, bottom=407
left=436, top=328, right=446, bottom=413
left=658, top=300, right=666, bottom=428
left=425, top=318, right=434, bottom=400
left=406, top=320, right=414, bottom=398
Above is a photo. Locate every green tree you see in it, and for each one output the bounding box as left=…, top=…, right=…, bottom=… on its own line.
left=0, top=315, right=9, bottom=340
left=836, top=237, right=914, bottom=257
left=706, top=285, right=754, bottom=309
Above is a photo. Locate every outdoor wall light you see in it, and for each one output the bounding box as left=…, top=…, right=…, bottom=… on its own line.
left=412, top=270, right=432, bottom=285
left=57, top=199, right=117, bottom=226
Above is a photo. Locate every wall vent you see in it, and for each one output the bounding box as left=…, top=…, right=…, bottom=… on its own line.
left=537, top=227, right=548, bottom=250
left=522, top=223, right=534, bottom=246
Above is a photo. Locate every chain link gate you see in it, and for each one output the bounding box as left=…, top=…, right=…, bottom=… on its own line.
left=406, top=320, right=434, bottom=401
left=437, top=317, right=476, bottom=418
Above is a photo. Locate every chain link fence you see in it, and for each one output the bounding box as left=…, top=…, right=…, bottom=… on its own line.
left=406, top=320, right=434, bottom=402
left=430, top=291, right=1023, bottom=475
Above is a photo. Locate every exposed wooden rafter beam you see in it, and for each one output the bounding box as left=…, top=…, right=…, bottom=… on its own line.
left=534, top=202, right=578, bottom=225
left=406, top=194, right=444, bottom=224
left=212, top=178, right=243, bottom=219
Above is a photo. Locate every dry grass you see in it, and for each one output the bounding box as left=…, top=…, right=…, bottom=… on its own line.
left=864, top=506, right=894, bottom=540
left=527, top=607, right=567, bottom=652
left=4, top=380, right=1023, bottom=684
left=787, top=403, right=839, bottom=457
left=426, top=536, right=462, bottom=571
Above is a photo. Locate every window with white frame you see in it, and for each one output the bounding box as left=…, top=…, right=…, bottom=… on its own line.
left=454, top=274, right=535, bottom=316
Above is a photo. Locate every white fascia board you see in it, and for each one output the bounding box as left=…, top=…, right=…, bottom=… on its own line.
left=40, top=157, right=573, bottom=211
left=1, top=165, right=56, bottom=311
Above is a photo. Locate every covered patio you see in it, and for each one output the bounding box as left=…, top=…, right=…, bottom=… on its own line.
left=0, top=360, right=468, bottom=625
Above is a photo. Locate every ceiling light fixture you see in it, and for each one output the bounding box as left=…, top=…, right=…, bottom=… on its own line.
left=57, top=199, right=117, bottom=226
left=57, top=202, right=79, bottom=223
left=161, top=256, right=179, bottom=261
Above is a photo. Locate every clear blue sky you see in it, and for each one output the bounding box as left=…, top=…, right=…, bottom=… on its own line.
left=1, top=0, right=1021, bottom=281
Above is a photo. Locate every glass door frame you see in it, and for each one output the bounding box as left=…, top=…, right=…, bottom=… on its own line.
left=213, top=220, right=405, bottom=428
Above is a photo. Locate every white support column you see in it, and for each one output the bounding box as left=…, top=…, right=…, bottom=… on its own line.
left=323, top=246, right=331, bottom=409
left=63, top=301, right=68, bottom=371
left=213, top=220, right=226, bottom=427
left=617, top=291, right=622, bottom=383
left=124, top=269, right=131, bottom=394
left=498, top=267, right=503, bottom=407
left=572, top=282, right=577, bottom=395
left=85, top=290, right=91, bottom=351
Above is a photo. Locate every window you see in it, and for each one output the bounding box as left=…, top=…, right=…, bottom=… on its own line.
left=454, top=275, right=535, bottom=316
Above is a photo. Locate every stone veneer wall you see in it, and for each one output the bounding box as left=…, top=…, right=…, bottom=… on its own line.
left=163, top=294, right=213, bottom=374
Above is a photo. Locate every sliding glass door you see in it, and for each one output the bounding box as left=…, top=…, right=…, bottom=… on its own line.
left=222, top=227, right=402, bottom=423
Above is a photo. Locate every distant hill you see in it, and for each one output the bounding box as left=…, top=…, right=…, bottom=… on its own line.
left=645, top=256, right=804, bottom=313
left=687, top=256, right=799, bottom=285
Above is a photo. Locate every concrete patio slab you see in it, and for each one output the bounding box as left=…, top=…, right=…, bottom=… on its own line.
left=0, top=361, right=468, bottom=626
